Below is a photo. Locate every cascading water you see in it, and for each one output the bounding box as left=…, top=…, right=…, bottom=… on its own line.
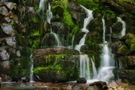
left=30, top=54, right=34, bottom=82
left=41, top=2, right=62, bottom=48
left=50, top=29, right=62, bottom=47
left=117, top=17, right=126, bottom=37
left=46, top=2, right=53, bottom=24
left=94, top=17, right=115, bottom=83
left=79, top=54, right=91, bottom=79
left=38, top=0, right=47, bottom=11
left=75, top=5, right=97, bottom=80
left=47, top=2, right=62, bottom=47
left=75, top=5, right=93, bottom=52
left=68, top=35, right=75, bottom=49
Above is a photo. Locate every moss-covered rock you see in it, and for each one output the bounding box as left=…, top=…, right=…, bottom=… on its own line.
left=117, top=45, right=130, bottom=55
left=33, top=48, right=79, bottom=82
left=124, top=33, right=135, bottom=52
left=114, top=69, right=135, bottom=84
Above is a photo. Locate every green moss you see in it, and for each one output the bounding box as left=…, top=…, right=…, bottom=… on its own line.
left=52, top=0, right=74, bottom=29
left=62, top=9, right=74, bottom=28
left=34, top=65, right=62, bottom=74
left=125, top=33, right=135, bottom=39
left=130, top=44, right=135, bottom=51
left=117, top=45, right=130, bottom=55
left=72, top=25, right=79, bottom=35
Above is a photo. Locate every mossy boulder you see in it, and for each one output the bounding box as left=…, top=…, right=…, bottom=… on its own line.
left=114, top=69, right=135, bottom=84
left=125, top=33, right=135, bottom=52
left=33, top=48, right=80, bottom=82
left=117, top=45, right=130, bottom=55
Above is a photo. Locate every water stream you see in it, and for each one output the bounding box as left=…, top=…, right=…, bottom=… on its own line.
left=94, top=17, right=115, bottom=83
left=41, top=2, right=62, bottom=48
left=117, top=17, right=126, bottom=37
left=30, top=54, right=34, bottom=82
left=74, top=5, right=97, bottom=80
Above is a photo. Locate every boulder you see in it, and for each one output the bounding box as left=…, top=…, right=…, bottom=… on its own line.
left=118, top=56, right=135, bottom=69
left=77, top=77, right=87, bottom=84
left=114, top=69, right=135, bottom=84
left=33, top=48, right=80, bottom=82
left=89, top=81, right=108, bottom=90
left=117, top=45, right=130, bottom=56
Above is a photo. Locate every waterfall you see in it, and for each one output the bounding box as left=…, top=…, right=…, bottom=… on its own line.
left=91, top=58, right=97, bottom=78
left=46, top=2, right=53, bottom=24
left=38, top=0, right=47, bottom=11
left=47, top=3, right=62, bottom=47
left=80, top=54, right=91, bottom=79
left=68, top=35, right=75, bottom=49
left=30, top=54, right=34, bottom=82
left=75, top=5, right=93, bottom=52
left=95, top=17, right=115, bottom=83
left=102, top=16, right=106, bottom=42
left=117, top=17, right=126, bottom=37
left=75, top=5, right=97, bottom=80
left=41, top=2, right=62, bottom=48
left=50, top=29, right=62, bottom=47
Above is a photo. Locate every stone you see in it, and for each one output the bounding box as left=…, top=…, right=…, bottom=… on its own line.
left=89, top=81, right=108, bottom=90
left=1, top=23, right=15, bottom=36
left=126, top=56, right=135, bottom=68
left=4, top=2, right=16, bottom=10
left=33, top=48, right=79, bottom=82
left=114, top=69, right=135, bottom=84
left=77, top=78, right=87, bottom=84
left=5, top=37, right=16, bottom=47
left=0, top=60, right=10, bottom=70
left=117, top=45, right=130, bottom=55
left=0, top=49, right=10, bottom=60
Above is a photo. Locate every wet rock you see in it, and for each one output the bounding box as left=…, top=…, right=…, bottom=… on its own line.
left=89, top=81, right=108, bottom=90
left=77, top=78, right=87, bottom=84
left=51, top=22, right=65, bottom=34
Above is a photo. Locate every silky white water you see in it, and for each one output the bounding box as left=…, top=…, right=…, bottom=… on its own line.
left=40, top=2, right=62, bottom=48
left=117, top=17, right=126, bottom=37
left=51, top=29, right=62, bottom=47
left=91, top=58, right=97, bottom=79
left=38, top=0, right=47, bottom=11
left=93, top=17, right=115, bottom=83
left=74, top=5, right=97, bottom=80
left=46, top=2, right=53, bottom=24
left=79, top=54, right=91, bottom=79
left=30, top=54, right=34, bottom=82
left=75, top=5, right=93, bottom=52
